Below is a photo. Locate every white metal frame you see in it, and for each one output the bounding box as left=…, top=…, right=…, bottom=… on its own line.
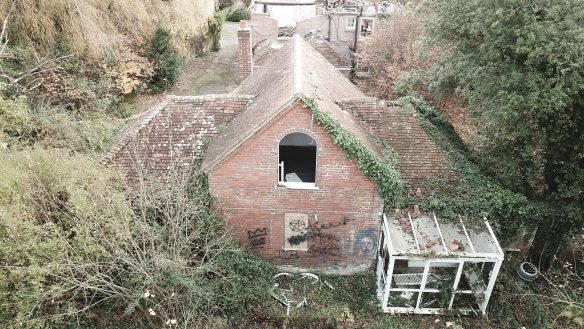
left=376, top=213, right=504, bottom=315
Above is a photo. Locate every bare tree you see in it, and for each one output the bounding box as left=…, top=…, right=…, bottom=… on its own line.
left=355, top=13, right=430, bottom=99
left=0, top=2, right=73, bottom=94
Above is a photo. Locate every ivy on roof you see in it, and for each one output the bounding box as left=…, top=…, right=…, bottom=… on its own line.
left=303, top=96, right=404, bottom=208
left=393, top=96, right=582, bottom=250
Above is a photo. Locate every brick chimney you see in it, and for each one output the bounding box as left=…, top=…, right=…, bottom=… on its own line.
left=238, top=20, right=253, bottom=79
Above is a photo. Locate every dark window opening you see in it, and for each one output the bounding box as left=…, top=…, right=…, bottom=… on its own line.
left=360, top=18, right=374, bottom=37
left=278, top=132, right=316, bottom=184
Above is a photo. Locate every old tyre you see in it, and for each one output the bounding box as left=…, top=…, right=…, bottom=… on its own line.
left=517, top=262, right=539, bottom=281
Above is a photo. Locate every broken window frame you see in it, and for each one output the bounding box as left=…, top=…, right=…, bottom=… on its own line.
left=277, top=132, right=318, bottom=190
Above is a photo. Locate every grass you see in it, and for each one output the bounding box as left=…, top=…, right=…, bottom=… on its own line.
left=188, top=66, right=238, bottom=95
left=0, top=0, right=215, bottom=59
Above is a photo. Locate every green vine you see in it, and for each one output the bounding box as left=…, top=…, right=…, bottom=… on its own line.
left=303, top=97, right=404, bottom=208
left=392, top=96, right=583, bottom=254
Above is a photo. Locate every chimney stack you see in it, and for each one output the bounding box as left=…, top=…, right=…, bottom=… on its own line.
left=238, top=20, right=253, bottom=79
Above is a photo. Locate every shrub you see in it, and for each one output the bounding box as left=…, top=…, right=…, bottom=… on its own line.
left=356, top=13, right=431, bottom=99
left=146, top=24, right=183, bottom=92
left=0, top=96, right=120, bottom=153
left=0, top=152, right=275, bottom=328
left=107, top=51, right=155, bottom=96
left=0, top=148, right=130, bottom=328
left=41, top=67, right=121, bottom=112
left=218, top=0, right=237, bottom=10
left=226, top=7, right=251, bottom=22
left=0, top=96, right=34, bottom=147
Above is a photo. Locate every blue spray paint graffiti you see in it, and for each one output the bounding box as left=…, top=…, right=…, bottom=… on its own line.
left=354, top=228, right=377, bottom=255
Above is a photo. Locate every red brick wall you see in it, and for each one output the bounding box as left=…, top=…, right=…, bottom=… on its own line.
left=208, top=101, right=384, bottom=271
left=238, top=22, right=253, bottom=79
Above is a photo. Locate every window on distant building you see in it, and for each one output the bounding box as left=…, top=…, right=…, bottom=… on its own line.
left=278, top=132, right=317, bottom=189
left=347, top=18, right=356, bottom=30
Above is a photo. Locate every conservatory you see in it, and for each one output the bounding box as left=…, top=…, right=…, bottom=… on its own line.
left=376, top=212, right=504, bottom=315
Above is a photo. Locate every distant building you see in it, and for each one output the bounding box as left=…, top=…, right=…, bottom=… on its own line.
left=249, top=0, right=403, bottom=76
left=252, top=0, right=320, bottom=27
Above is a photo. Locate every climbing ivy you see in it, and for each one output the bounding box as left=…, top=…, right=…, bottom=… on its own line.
left=393, top=96, right=583, bottom=254
left=303, top=97, right=404, bottom=208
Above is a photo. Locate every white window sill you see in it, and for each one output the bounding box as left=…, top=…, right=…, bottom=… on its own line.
left=278, top=182, right=319, bottom=190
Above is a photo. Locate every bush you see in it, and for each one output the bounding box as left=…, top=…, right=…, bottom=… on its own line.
left=0, top=96, right=35, bottom=147
left=218, top=0, right=237, bottom=10
left=146, top=24, right=183, bottom=92
left=226, top=7, right=251, bottom=22
left=356, top=13, right=430, bottom=99
left=0, top=96, right=120, bottom=153
left=0, top=148, right=130, bottom=328
left=0, top=152, right=275, bottom=328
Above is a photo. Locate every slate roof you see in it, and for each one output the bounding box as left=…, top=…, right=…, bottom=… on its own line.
left=201, top=35, right=383, bottom=172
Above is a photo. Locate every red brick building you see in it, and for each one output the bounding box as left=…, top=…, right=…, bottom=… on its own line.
left=104, top=24, right=451, bottom=273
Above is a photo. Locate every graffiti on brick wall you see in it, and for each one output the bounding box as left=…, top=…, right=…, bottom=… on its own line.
left=354, top=227, right=376, bottom=255
left=286, top=216, right=356, bottom=257
left=284, top=213, right=309, bottom=250
left=247, top=228, right=267, bottom=248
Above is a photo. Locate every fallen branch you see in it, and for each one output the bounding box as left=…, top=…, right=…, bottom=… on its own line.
left=0, top=54, right=74, bottom=93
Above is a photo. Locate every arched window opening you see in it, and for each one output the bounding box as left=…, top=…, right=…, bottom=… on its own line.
left=278, top=132, right=316, bottom=185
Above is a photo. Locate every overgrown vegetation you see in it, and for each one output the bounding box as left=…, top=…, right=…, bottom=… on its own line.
left=216, top=1, right=251, bottom=24
left=357, top=13, right=428, bottom=99
left=394, top=96, right=536, bottom=242
left=146, top=24, right=183, bottom=91
left=0, top=96, right=119, bottom=152
left=241, top=272, right=380, bottom=328
left=415, top=0, right=584, bottom=258
left=0, top=149, right=275, bottom=328
left=0, top=0, right=215, bottom=59
left=0, top=3, right=279, bottom=328
left=226, top=7, right=251, bottom=22
left=420, top=0, right=584, bottom=204
left=304, top=97, right=404, bottom=208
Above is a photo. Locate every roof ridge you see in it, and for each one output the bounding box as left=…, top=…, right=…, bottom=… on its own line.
left=293, top=34, right=303, bottom=94
left=170, top=94, right=255, bottom=102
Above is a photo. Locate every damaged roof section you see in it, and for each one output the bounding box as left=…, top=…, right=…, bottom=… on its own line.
left=385, top=211, right=503, bottom=259
left=102, top=95, right=254, bottom=177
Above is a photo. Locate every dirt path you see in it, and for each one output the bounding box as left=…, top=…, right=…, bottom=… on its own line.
left=127, top=22, right=241, bottom=111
